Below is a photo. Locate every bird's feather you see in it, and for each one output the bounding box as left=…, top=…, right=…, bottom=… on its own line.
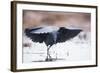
left=57, top=27, right=82, bottom=43
left=25, top=27, right=82, bottom=47
left=25, top=28, right=49, bottom=43
left=31, top=26, right=59, bottom=34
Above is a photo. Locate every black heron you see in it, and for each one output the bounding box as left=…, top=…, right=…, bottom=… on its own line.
left=25, top=26, right=82, bottom=61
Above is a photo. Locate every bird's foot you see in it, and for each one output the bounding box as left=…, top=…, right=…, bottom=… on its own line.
left=45, top=58, right=53, bottom=61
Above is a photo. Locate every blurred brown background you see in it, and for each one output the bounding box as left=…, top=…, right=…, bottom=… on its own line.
left=23, top=10, right=91, bottom=31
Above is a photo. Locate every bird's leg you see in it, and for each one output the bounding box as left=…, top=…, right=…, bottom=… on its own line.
left=45, top=46, right=52, bottom=61
left=48, top=47, right=52, bottom=59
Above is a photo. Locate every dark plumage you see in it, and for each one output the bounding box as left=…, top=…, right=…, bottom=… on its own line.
left=25, top=27, right=82, bottom=61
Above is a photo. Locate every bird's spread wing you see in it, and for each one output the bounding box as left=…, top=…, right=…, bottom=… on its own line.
left=25, top=27, right=82, bottom=44
left=57, top=27, right=82, bottom=43
left=31, top=26, right=59, bottom=33
left=25, top=28, right=49, bottom=43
